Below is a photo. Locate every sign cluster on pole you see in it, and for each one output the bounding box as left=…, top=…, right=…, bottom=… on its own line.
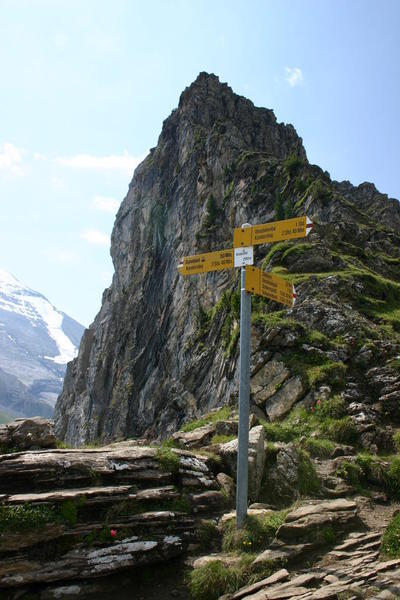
left=178, top=213, right=313, bottom=527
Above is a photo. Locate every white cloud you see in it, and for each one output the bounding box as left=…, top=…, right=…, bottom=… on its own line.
left=53, top=151, right=143, bottom=174
left=81, top=230, right=110, bottom=246
left=0, top=142, right=26, bottom=175
left=285, top=67, right=303, bottom=87
left=92, top=195, right=120, bottom=213
left=47, top=249, right=79, bottom=265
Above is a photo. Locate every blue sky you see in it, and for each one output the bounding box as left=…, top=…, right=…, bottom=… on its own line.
left=1, top=0, right=399, bottom=326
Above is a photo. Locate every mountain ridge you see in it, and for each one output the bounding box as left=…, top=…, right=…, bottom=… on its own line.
left=0, top=269, right=85, bottom=418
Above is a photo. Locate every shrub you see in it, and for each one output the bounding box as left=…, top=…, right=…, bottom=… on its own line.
left=336, top=460, right=363, bottom=486
left=196, top=305, right=211, bottom=335
left=294, top=176, right=312, bottom=193
left=284, top=153, right=303, bottom=176
left=155, top=447, right=180, bottom=473
left=274, top=189, right=284, bottom=221
left=317, top=395, right=347, bottom=419
left=59, top=500, right=78, bottom=526
left=381, top=513, right=400, bottom=558
left=0, top=503, right=57, bottom=533
left=204, top=195, right=220, bottom=228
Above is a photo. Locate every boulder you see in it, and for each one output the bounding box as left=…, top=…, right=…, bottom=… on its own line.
left=0, top=418, right=56, bottom=451
left=276, top=499, right=358, bottom=545
left=171, top=424, right=215, bottom=449
left=218, top=426, right=265, bottom=502
left=250, top=361, right=290, bottom=406
left=218, top=508, right=275, bottom=528
left=216, top=472, right=235, bottom=499
left=260, top=442, right=300, bottom=505
left=265, top=376, right=306, bottom=421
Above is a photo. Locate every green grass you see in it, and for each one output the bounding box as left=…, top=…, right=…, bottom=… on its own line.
left=281, top=243, right=313, bottom=262
left=298, top=450, right=321, bottom=495
left=252, top=311, right=303, bottom=332
left=283, top=349, right=347, bottom=388
left=224, top=326, right=239, bottom=358
left=315, top=395, right=347, bottom=419
left=222, top=511, right=287, bottom=553
left=180, top=407, right=231, bottom=433
left=0, top=503, right=57, bottom=533
left=195, top=520, right=220, bottom=549
left=283, top=152, right=303, bottom=176
left=187, top=552, right=280, bottom=600
left=388, top=358, right=400, bottom=372
left=0, top=497, right=91, bottom=533
left=320, top=417, right=358, bottom=444
left=211, top=434, right=236, bottom=445
left=155, top=447, right=180, bottom=473
left=304, top=438, right=335, bottom=458
left=393, top=430, right=400, bottom=451
left=261, top=420, right=299, bottom=442
left=341, top=454, right=400, bottom=499
left=55, top=440, right=71, bottom=449
left=381, top=513, right=400, bottom=558
left=336, top=460, right=363, bottom=487
left=261, top=242, right=293, bottom=268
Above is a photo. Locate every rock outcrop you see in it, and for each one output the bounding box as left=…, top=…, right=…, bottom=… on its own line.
left=0, top=440, right=226, bottom=593
left=0, top=417, right=56, bottom=452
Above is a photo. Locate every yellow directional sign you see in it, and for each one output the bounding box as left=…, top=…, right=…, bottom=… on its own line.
left=233, top=216, right=313, bottom=248
left=245, top=266, right=296, bottom=307
left=178, top=248, right=234, bottom=276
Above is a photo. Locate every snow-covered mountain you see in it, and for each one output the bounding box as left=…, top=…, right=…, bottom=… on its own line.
left=0, top=269, right=84, bottom=418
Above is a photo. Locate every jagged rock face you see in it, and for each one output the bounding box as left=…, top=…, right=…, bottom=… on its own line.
left=54, top=73, right=305, bottom=446
left=55, top=72, right=400, bottom=447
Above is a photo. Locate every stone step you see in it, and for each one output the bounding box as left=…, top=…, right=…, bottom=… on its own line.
left=5, top=485, right=133, bottom=504
left=0, top=531, right=185, bottom=589
left=334, top=531, right=381, bottom=551
left=4, top=485, right=181, bottom=508
left=0, top=511, right=197, bottom=555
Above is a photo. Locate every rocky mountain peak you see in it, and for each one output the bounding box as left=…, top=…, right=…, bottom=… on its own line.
left=55, top=74, right=400, bottom=449
left=156, top=71, right=306, bottom=164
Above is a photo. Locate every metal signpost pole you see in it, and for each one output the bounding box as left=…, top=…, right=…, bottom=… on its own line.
left=236, top=264, right=251, bottom=528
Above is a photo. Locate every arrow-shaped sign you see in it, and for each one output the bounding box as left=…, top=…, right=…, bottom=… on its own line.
left=178, top=246, right=254, bottom=276
left=178, top=248, right=234, bottom=275
left=233, top=216, right=313, bottom=248
left=245, top=265, right=296, bottom=307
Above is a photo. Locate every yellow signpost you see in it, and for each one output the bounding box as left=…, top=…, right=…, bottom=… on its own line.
left=233, top=216, right=313, bottom=247
left=177, top=214, right=313, bottom=529
left=178, top=248, right=234, bottom=276
left=245, top=266, right=296, bottom=307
